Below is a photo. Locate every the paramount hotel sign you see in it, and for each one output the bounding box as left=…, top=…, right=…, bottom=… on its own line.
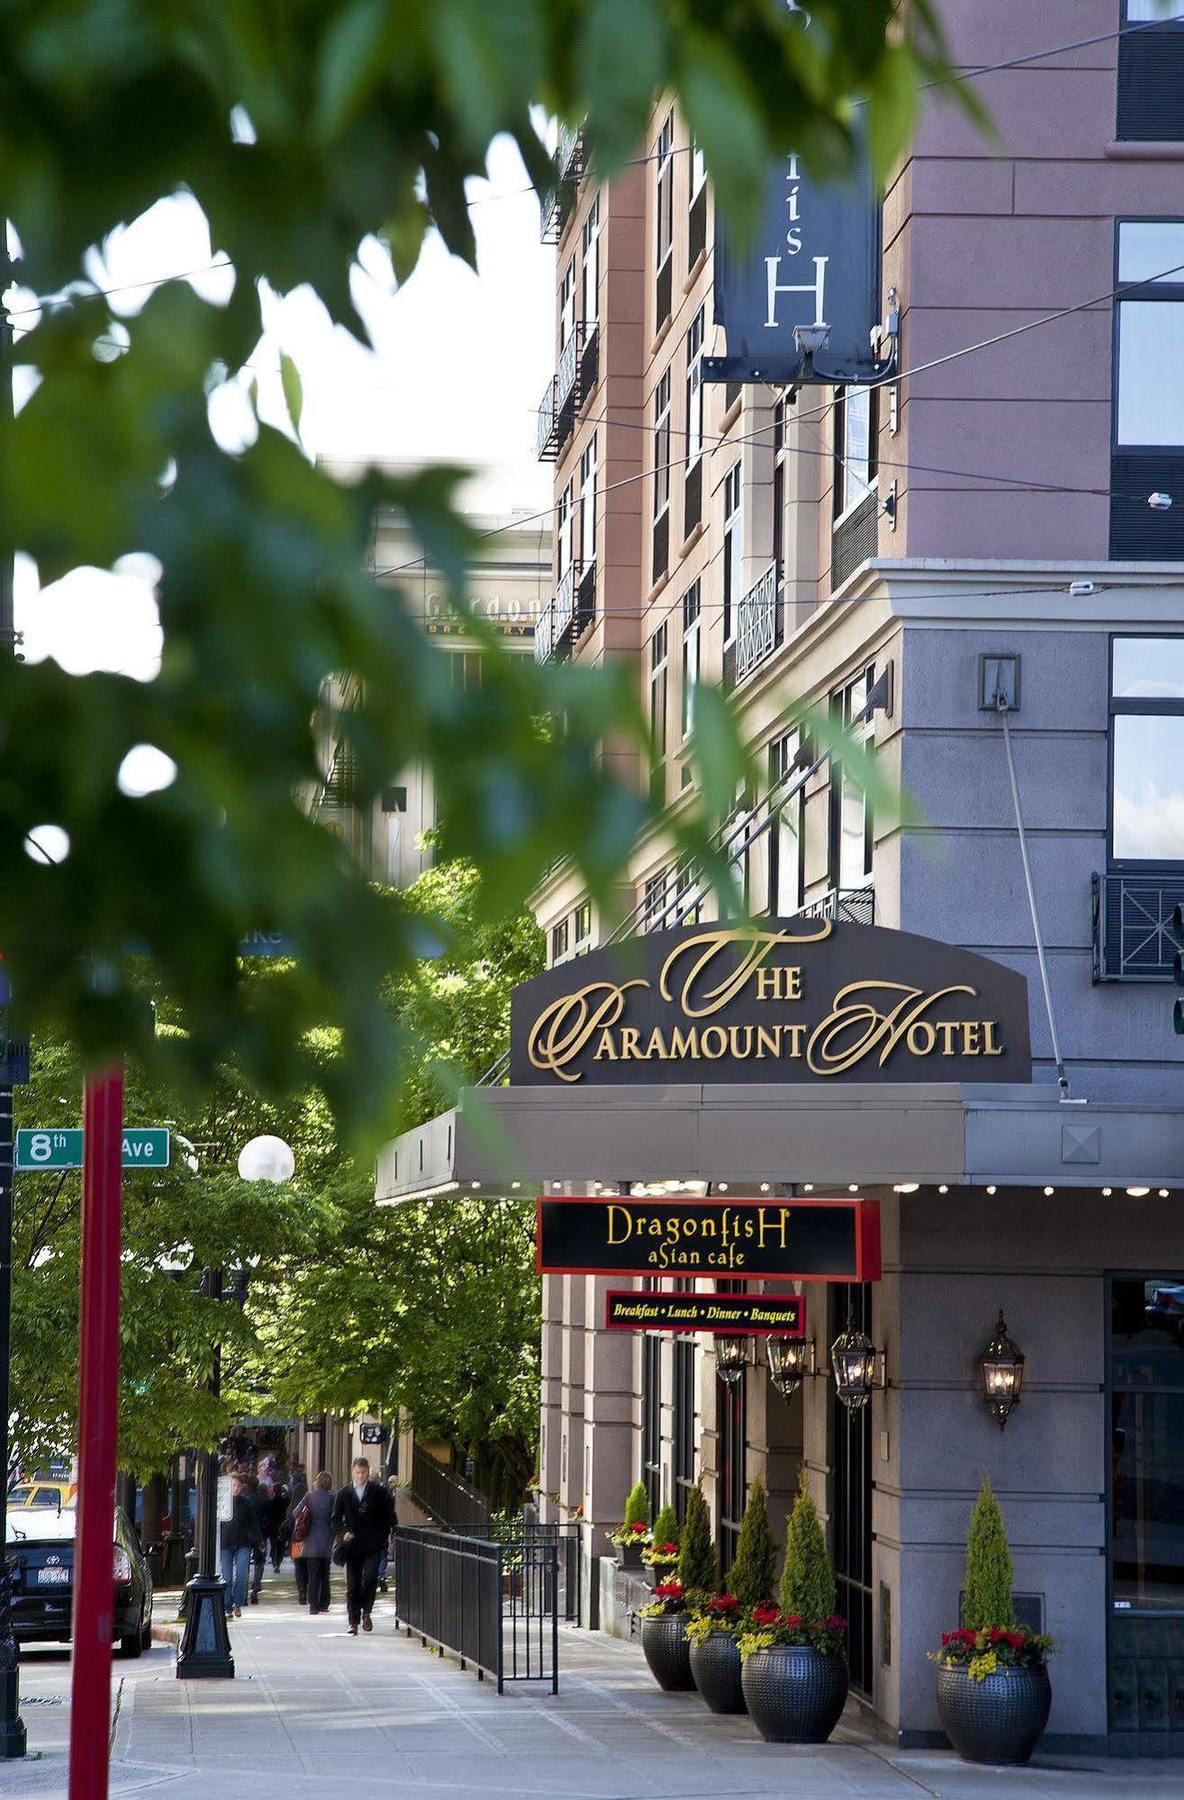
left=511, top=921, right=1031, bottom=1088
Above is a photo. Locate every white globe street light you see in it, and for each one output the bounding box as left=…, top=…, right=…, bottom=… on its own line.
left=236, top=1135, right=295, bottom=1184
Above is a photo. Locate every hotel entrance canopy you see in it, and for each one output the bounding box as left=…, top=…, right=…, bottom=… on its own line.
left=375, top=919, right=1184, bottom=1204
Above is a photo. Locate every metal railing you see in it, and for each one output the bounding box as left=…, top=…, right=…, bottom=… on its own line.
left=794, top=882, right=875, bottom=926
left=733, top=560, right=781, bottom=686
left=537, top=378, right=559, bottom=459
left=554, top=563, right=576, bottom=639
left=406, top=1445, right=491, bottom=1533
left=534, top=598, right=556, bottom=665
left=1093, top=870, right=1184, bottom=980
left=394, top=1527, right=560, bottom=1693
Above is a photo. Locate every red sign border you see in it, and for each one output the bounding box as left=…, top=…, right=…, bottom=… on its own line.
left=604, top=1289, right=807, bottom=1335
left=535, top=1195, right=881, bottom=1284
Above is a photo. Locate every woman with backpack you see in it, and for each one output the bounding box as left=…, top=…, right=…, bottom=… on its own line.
left=292, top=1471, right=336, bottom=1615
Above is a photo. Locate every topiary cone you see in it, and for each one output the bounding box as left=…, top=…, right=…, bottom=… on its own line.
left=727, top=1474, right=777, bottom=1610
left=780, top=1471, right=836, bottom=1622
left=961, top=1474, right=1015, bottom=1630
left=678, top=1484, right=719, bottom=1596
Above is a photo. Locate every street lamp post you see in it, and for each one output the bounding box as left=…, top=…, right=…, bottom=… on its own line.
left=175, top=1138, right=293, bottom=1679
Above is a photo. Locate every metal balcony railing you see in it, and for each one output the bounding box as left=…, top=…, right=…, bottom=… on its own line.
left=793, top=883, right=875, bottom=927
left=1092, top=870, right=1184, bottom=980
left=537, top=378, right=559, bottom=460
left=557, top=123, right=585, bottom=184
left=557, top=329, right=580, bottom=410
left=554, top=564, right=576, bottom=640
left=733, top=561, right=782, bottom=686
left=539, top=124, right=585, bottom=245
left=534, top=599, right=556, bottom=665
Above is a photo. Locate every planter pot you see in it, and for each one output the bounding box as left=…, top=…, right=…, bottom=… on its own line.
left=936, top=1663, right=1051, bottom=1766
left=690, top=1631, right=746, bottom=1714
left=640, top=1613, right=694, bottom=1691
left=643, top=1562, right=677, bottom=1588
left=741, top=1644, right=848, bottom=1744
left=616, top=1541, right=646, bottom=1571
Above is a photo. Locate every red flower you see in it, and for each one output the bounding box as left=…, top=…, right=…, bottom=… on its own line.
left=824, top=1615, right=847, bottom=1633
left=661, top=1542, right=678, bottom=1554
left=654, top=1581, right=683, bottom=1600
left=783, top=1613, right=803, bottom=1629
left=631, top=1521, right=647, bottom=1534
left=751, top=1602, right=781, bottom=1627
left=708, top=1594, right=739, bottom=1615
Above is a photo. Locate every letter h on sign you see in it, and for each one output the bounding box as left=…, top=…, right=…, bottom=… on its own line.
left=766, top=255, right=827, bottom=330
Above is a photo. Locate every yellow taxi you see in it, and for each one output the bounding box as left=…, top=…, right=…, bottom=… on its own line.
left=7, top=1479, right=76, bottom=1512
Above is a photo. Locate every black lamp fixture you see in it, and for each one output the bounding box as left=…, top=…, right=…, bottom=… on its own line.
left=980, top=1309, right=1025, bottom=1429
left=714, top=1335, right=748, bottom=1386
left=830, top=1311, right=884, bottom=1412
left=766, top=1334, right=815, bottom=1398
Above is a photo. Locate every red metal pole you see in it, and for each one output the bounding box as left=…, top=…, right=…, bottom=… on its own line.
left=69, top=1068, right=123, bottom=1800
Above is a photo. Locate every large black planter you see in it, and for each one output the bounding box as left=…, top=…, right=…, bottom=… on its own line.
left=641, top=1614, right=694, bottom=1691
left=616, top=1541, right=646, bottom=1571
left=690, top=1631, right=746, bottom=1714
left=936, top=1663, right=1051, bottom=1765
left=741, top=1644, right=848, bottom=1744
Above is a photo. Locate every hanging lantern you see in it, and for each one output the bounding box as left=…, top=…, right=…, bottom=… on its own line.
left=830, top=1317, right=880, bottom=1411
left=715, top=1335, right=748, bottom=1386
left=766, top=1335, right=812, bottom=1398
left=980, top=1310, right=1025, bottom=1429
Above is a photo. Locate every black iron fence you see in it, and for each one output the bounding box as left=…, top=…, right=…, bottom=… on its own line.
left=393, top=1526, right=559, bottom=1694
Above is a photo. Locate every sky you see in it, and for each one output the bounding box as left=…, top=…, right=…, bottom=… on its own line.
left=10, top=134, right=555, bottom=699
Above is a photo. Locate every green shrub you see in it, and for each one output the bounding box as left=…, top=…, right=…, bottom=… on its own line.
left=727, top=1475, right=777, bottom=1610
left=780, top=1473, right=836, bottom=1622
left=678, top=1485, right=719, bottom=1596
left=623, top=1480, right=650, bottom=1529
left=961, top=1475, right=1015, bottom=1630
left=650, top=1500, right=679, bottom=1551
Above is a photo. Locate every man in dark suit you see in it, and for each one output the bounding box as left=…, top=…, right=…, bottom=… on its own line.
left=332, top=1457, right=395, bottom=1634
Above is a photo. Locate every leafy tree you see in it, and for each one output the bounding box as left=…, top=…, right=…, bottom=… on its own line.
left=623, top=1481, right=650, bottom=1529
left=0, top=1, right=958, bottom=1133
left=727, top=1474, right=777, bottom=1609
left=962, top=1475, right=1015, bottom=1630
left=678, top=1484, right=719, bottom=1597
left=780, top=1473, right=836, bottom=1623
left=650, top=1499, right=679, bottom=1552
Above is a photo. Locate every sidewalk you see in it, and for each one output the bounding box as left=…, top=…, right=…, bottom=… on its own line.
left=4, top=1571, right=1184, bottom=1798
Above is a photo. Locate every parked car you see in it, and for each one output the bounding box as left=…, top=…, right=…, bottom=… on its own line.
left=7, top=1479, right=77, bottom=1511
left=1146, top=1284, right=1184, bottom=1340
left=5, top=1505, right=153, bottom=1655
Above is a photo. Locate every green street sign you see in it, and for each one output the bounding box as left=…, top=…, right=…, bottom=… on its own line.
left=16, top=1128, right=83, bottom=1170
left=15, top=1127, right=171, bottom=1171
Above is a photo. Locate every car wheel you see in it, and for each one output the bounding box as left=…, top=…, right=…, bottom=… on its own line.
left=118, top=1611, right=144, bottom=1658
left=141, top=1603, right=153, bottom=1651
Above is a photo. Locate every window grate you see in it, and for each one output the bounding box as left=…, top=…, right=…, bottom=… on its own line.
left=1117, top=29, right=1184, bottom=141
left=831, top=491, right=878, bottom=590
left=1110, top=453, right=1184, bottom=559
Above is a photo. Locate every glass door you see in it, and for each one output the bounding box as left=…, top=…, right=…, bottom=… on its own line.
left=1110, top=1275, right=1184, bottom=1747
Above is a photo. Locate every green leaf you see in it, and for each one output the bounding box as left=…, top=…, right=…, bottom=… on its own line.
left=314, top=0, right=390, bottom=143
left=687, top=684, right=753, bottom=823
left=864, top=40, right=919, bottom=185
left=676, top=33, right=769, bottom=248
left=279, top=351, right=303, bottom=435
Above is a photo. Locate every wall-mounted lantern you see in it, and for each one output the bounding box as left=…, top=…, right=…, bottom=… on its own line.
left=766, top=1334, right=815, bottom=1398
left=980, top=1310, right=1024, bottom=1429
left=714, top=1335, right=748, bottom=1386
left=830, top=1315, right=885, bottom=1411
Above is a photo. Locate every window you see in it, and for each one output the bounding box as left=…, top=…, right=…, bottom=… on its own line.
left=722, top=465, right=741, bottom=642
left=672, top=1337, right=696, bottom=1524
left=642, top=1325, right=662, bottom=1520
left=574, top=899, right=592, bottom=948
left=550, top=918, right=569, bottom=964
left=674, top=866, right=700, bottom=926
left=655, top=111, right=674, bottom=323
left=1110, top=637, right=1184, bottom=862
left=831, top=667, right=875, bottom=889
left=835, top=385, right=875, bottom=519
left=769, top=731, right=805, bottom=915
left=681, top=581, right=701, bottom=739
left=649, top=621, right=669, bottom=760
left=1118, top=3, right=1184, bottom=142
left=773, top=396, right=787, bottom=580
left=559, top=256, right=576, bottom=351
left=652, top=368, right=672, bottom=582
left=1111, top=222, right=1184, bottom=558
left=581, top=194, right=600, bottom=329
left=557, top=480, right=573, bottom=579
left=447, top=651, right=482, bottom=692
left=579, top=434, right=597, bottom=565
left=688, top=141, right=708, bottom=268
left=684, top=308, right=705, bottom=537
left=644, top=868, right=669, bottom=933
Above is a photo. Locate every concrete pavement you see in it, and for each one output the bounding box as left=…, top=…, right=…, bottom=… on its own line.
left=3, top=1571, right=1184, bottom=1798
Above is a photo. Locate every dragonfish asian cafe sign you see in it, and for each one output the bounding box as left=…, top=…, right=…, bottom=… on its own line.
left=537, top=1196, right=881, bottom=1281
left=511, top=921, right=1031, bottom=1088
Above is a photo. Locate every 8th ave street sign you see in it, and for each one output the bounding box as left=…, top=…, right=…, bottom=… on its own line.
left=16, top=1128, right=171, bottom=1170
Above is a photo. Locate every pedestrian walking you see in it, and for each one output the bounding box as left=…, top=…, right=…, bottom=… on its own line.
left=285, top=1463, right=310, bottom=1604
left=246, top=1476, right=268, bottom=1603
left=219, top=1471, right=262, bottom=1619
left=300, top=1472, right=336, bottom=1616
left=331, top=1457, right=394, bottom=1635
left=267, top=1478, right=290, bottom=1570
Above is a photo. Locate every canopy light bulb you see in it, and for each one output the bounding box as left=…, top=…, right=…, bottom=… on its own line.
left=1102, top=1187, right=1113, bottom=1197
left=848, top=1184, right=859, bottom=1194
left=986, top=1185, right=997, bottom=1195
left=470, top=1180, right=480, bottom=1190
left=894, top=1182, right=919, bottom=1194
left=759, top=1181, right=770, bottom=1192
left=1160, top=1188, right=1170, bottom=1198
left=803, top=1183, right=813, bottom=1192
left=1126, top=1185, right=1151, bottom=1197
left=938, top=1184, right=949, bottom=1194
left=1043, top=1186, right=1055, bottom=1196
left=717, top=1182, right=728, bottom=1192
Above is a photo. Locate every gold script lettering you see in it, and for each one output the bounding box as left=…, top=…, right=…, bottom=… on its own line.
left=807, top=982, right=980, bottom=1077
left=528, top=979, right=647, bottom=1080
left=659, top=924, right=829, bottom=1018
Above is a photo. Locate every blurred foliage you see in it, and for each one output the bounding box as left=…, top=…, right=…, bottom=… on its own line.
left=0, top=0, right=956, bottom=1141
left=13, top=860, right=545, bottom=1490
